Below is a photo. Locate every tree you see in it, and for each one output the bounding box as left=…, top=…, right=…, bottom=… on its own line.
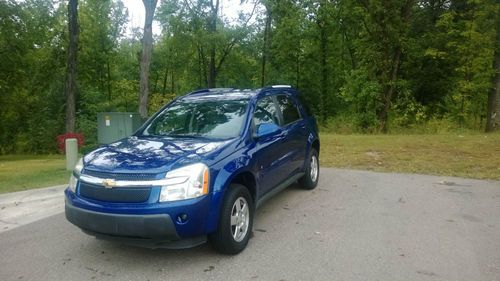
left=3, top=0, right=500, bottom=155
left=79, top=0, right=127, bottom=103
left=139, top=0, right=158, bottom=119
left=266, top=0, right=305, bottom=87
left=76, top=0, right=129, bottom=142
left=432, top=0, right=497, bottom=128
left=355, top=0, right=415, bottom=132
left=206, top=0, right=258, bottom=87
left=64, top=0, right=79, bottom=133
left=155, top=0, right=258, bottom=89
left=403, top=0, right=454, bottom=115
left=486, top=6, right=500, bottom=132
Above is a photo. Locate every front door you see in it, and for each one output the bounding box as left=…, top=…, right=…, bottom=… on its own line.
left=275, top=95, right=308, bottom=174
left=252, top=96, right=288, bottom=196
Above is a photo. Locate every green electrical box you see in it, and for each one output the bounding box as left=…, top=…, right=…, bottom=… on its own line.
left=97, top=112, right=142, bottom=144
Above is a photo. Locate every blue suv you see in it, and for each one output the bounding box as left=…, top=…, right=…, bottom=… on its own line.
left=65, top=85, right=320, bottom=254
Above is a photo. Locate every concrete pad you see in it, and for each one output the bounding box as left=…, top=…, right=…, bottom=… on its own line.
left=0, top=185, right=66, bottom=233
left=0, top=168, right=499, bottom=281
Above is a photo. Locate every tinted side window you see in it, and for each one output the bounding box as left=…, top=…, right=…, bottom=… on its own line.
left=253, top=97, right=280, bottom=127
left=277, top=95, right=300, bottom=125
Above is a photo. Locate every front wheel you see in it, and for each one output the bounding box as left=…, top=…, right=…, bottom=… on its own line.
left=209, top=184, right=253, bottom=254
left=299, top=148, right=319, bottom=190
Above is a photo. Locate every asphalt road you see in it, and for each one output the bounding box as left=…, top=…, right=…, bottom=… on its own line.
left=0, top=168, right=499, bottom=281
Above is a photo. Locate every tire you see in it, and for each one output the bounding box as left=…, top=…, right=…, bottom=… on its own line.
left=209, top=184, right=254, bottom=254
left=299, top=148, right=319, bottom=190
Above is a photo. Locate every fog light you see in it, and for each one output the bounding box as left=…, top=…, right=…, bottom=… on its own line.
left=176, top=213, right=189, bottom=224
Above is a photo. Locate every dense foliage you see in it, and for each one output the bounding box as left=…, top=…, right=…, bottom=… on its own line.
left=0, top=0, right=498, bottom=153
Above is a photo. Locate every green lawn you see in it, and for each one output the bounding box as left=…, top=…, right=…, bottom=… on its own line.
left=0, top=134, right=499, bottom=194
left=320, top=134, right=500, bottom=180
left=0, top=155, right=71, bottom=194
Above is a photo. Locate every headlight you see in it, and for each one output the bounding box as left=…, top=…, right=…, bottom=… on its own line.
left=159, top=163, right=209, bottom=202
left=68, top=158, right=83, bottom=193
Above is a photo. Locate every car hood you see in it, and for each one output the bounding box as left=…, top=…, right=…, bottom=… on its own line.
left=83, top=136, right=236, bottom=174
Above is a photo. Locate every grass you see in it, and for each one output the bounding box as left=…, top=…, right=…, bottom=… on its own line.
left=0, top=155, right=71, bottom=194
left=320, top=134, right=500, bottom=180
left=0, top=134, right=498, bottom=194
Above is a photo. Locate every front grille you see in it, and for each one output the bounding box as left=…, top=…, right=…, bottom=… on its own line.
left=83, top=170, right=158, bottom=180
left=79, top=182, right=151, bottom=203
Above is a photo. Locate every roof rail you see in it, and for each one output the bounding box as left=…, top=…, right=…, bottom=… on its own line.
left=216, top=87, right=235, bottom=90
left=186, top=89, right=210, bottom=95
left=186, top=88, right=235, bottom=96
left=260, top=85, right=293, bottom=91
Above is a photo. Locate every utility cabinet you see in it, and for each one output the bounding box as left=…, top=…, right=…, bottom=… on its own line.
left=97, top=112, right=142, bottom=144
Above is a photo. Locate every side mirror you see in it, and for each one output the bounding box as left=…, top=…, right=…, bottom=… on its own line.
left=254, top=123, right=281, bottom=139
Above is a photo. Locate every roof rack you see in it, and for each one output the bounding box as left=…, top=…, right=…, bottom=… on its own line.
left=270, top=85, right=292, bottom=88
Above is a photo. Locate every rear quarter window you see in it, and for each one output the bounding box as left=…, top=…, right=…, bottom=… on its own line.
left=277, top=95, right=301, bottom=125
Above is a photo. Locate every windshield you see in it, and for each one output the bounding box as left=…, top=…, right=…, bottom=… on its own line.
left=142, top=99, right=249, bottom=139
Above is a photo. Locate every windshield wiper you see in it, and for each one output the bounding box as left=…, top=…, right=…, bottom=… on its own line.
left=137, top=134, right=160, bottom=138
left=165, top=134, right=200, bottom=138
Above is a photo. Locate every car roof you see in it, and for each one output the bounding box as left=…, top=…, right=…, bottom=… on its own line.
left=178, top=85, right=297, bottom=102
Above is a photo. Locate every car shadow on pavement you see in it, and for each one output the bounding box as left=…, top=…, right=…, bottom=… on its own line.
left=81, top=183, right=307, bottom=256
left=55, top=182, right=324, bottom=281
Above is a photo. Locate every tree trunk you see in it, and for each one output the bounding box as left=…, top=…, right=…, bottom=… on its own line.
left=296, top=55, right=300, bottom=88
left=171, top=70, right=174, bottom=94
left=106, top=60, right=112, bottom=101
left=198, top=46, right=203, bottom=88
left=161, top=67, right=168, bottom=95
left=342, top=30, right=356, bottom=70
left=64, top=0, right=79, bottom=133
left=139, top=0, right=158, bottom=119
left=318, top=18, right=327, bottom=123
left=208, top=0, right=219, bottom=88
left=486, top=49, right=500, bottom=132
left=379, top=47, right=402, bottom=133
left=376, top=0, right=414, bottom=133
left=206, top=0, right=256, bottom=88
left=198, top=45, right=208, bottom=87
left=153, top=71, right=159, bottom=94
left=486, top=14, right=500, bottom=132
left=209, top=48, right=217, bottom=88
left=261, top=7, right=271, bottom=87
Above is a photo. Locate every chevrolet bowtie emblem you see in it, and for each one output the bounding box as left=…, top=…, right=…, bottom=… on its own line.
left=102, top=179, right=116, bottom=188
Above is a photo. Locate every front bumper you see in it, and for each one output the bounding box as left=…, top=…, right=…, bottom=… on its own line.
left=65, top=200, right=179, bottom=240
left=64, top=188, right=212, bottom=249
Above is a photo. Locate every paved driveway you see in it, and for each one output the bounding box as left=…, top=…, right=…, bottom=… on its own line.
left=0, top=168, right=499, bottom=281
